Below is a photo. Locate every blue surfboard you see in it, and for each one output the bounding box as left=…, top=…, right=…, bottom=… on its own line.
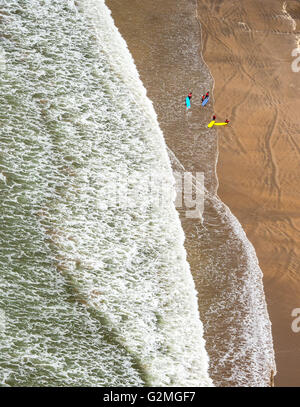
left=186, top=96, right=191, bottom=109
left=202, top=97, right=210, bottom=106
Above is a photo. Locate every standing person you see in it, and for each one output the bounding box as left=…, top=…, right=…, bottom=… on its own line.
left=207, top=115, right=216, bottom=128
left=185, top=95, right=191, bottom=110
left=188, top=92, right=192, bottom=100
left=205, top=91, right=210, bottom=99
left=202, top=95, right=205, bottom=102
left=225, top=119, right=229, bottom=123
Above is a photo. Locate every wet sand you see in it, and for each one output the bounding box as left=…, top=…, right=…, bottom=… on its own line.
left=106, top=0, right=278, bottom=386
left=197, top=0, right=300, bottom=386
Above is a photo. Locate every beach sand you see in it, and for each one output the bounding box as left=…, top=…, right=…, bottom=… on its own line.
left=105, top=0, right=299, bottom=386
left=197, top=0, right=300, bottom=386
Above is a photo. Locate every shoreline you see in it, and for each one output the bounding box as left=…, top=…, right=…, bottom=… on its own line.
left=197, top=0, right=300, bottom=386
left=106, top=0, right=276, bottom=386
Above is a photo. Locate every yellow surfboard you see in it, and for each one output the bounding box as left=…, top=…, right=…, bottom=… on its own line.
left=214, top=122, right=228, bottom=126
left=207, top=120, right=215, bottom=128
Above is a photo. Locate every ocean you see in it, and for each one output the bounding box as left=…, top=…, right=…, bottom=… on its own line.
left=0, top=0, right=213, bottom=386
left=0, top=0, right=276, bottom=387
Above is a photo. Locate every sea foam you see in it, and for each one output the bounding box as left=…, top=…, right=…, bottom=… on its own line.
left=0, top=0, right=212, bottom=386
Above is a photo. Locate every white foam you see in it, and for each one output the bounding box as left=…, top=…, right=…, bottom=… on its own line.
left=0, top=0, right=212, bottom=386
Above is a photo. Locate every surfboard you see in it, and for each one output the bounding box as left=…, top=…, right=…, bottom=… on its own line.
left=207, top=120, right=215, bottom=128
left=186, top=97, right=191, bottom=109
left=214, top=122, right=228, bottom=126
left=202, top=97, right=210, bottom=106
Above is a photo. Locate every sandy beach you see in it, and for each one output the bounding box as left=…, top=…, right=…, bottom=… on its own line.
left=197, top=0, right=300, bottom=386
left=104, top=0, right=300, bottom=386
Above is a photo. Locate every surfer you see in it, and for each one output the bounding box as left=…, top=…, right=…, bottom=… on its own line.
left=185, top=96, right=191, bottom=109
left=201, top=91, right=210, bottom=103
left=225, top=119, right=229, bottom=123
left=188, top=92, right=192, bottom=100
left=212, top=115, right=216, bottom=120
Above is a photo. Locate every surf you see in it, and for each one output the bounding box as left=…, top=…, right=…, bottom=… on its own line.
left=0, top=0, right=212, bottom=386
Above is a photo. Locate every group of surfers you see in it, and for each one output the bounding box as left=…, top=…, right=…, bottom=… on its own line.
left=186, top=91, right=230, bottom=126
left=187, top=91, right=209, bottom=102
